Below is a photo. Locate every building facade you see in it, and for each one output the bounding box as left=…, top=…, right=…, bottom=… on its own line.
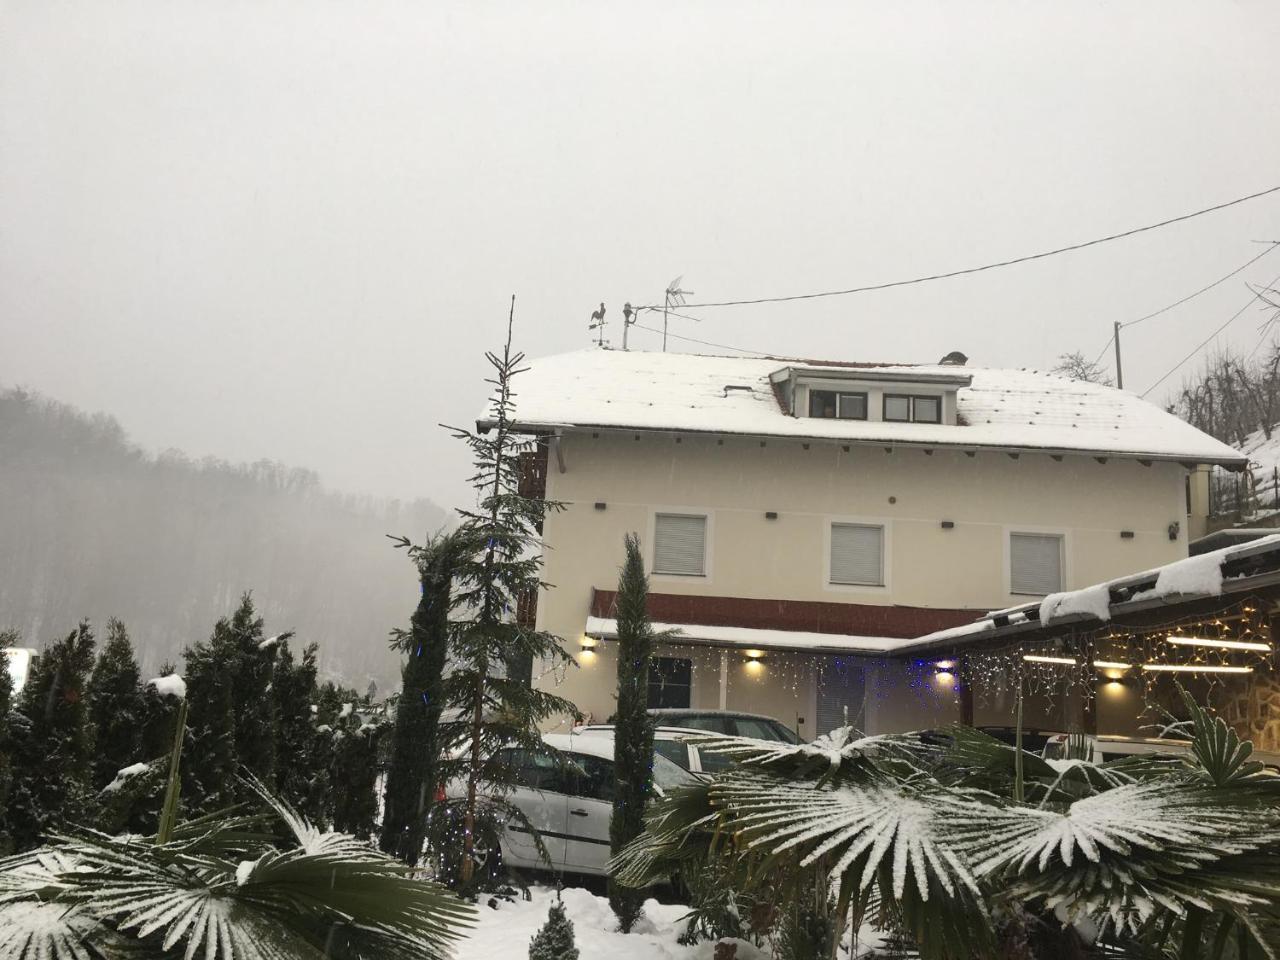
left=491, top=349, right=1243, bottom=738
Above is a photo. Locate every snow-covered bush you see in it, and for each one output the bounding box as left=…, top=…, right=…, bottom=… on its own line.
left=528, top=894, right=579, bottom=960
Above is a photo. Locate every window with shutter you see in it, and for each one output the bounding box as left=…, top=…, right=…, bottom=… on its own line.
left=829, top=523, right=884, bottom=586
left=1010, top=533, right=1063, bottom=595
left=653, top=513, right=707, bottom=576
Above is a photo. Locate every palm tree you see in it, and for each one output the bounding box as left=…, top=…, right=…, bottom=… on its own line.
left=0, top=678, right=474, bottom=959
left=611, top=692, right=1280, bottom=959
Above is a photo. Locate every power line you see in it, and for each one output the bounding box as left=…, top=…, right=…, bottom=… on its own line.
left=636, top=183, right=1280, bottom=311
left=1140, top=268, right=1280, bottom=398
left=629, top=321, right=771, bottom=356
left=1121, top=242, right=1280, bottom=330
left=1089, top=243, right=1280, bottom=372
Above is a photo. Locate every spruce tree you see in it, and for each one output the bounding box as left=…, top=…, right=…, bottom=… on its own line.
left=8, top=621, right=97, bottom=851
left=183, top=623, right=239, bottom=812
left=318, top=682, right=383, bottom=838
left=225, top=595, right=279, bottom=787
left=0, top=629, right=17, bottom=854
left=608, top=533, right=656, bottom=932
left=273, top=640, right=329, bottom=824
left=441, top=298, right=579, bottom=892
left=380, top=531, right=461, bottom=864
left=529, top=895, right=580, bottom=960
left=183, top=595, right=280, bottom=812
left=88, top=618, right=145, bottom=792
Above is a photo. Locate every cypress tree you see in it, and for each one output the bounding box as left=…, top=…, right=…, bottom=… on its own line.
left=442, top=298, right=579, bottom=892
left=528, top=895, right=579, bottom=960
left=608, top=533, right=656, bottom=932
left=8, top=621, right=97, bottom=851
left=87, top=618, right=145, bottom=792
left=0, top=629, right=17, bottom=854
left=380, top=531, right=461, bottom=864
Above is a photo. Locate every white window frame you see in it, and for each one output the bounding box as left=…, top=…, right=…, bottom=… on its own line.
left=823, top=518, right=891, bottom=593
left=649, top=509, right=712, bottom=580
left=1005, top=527, right=1068, bottom=597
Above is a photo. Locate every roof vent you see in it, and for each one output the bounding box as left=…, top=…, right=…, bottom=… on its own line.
left=939, top=351, right=968, bottom=366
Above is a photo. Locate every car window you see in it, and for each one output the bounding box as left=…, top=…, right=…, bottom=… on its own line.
left=505, top=748, right=569, bottom=793
left=768, top=721, right=803, bottom=744
left=731, top=717, right=797, bottom=742
left=567, top=753, right=615, bottom=802
left=653, top=752, right=699, bottom=791
left=669, top=714, right=731, bottom=734
left=694, top=746, right=736, bottom=774
left=654, top=739, right=690, bottom=770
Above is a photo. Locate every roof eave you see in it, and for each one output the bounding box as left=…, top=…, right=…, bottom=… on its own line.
left=491, top=419, right=1246, bottom=469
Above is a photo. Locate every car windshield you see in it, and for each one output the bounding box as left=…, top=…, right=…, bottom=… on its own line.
left=652, top=752, right=699, bottom=791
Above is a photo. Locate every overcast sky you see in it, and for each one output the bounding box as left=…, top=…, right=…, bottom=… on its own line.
left=3, top=1, right=1279, bottom=512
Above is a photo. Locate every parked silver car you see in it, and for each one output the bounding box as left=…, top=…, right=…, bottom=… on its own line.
left=477, top=732, right=697, bottom=877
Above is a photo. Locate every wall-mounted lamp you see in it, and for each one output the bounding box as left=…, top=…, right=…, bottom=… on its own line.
left=940, top=521, right=955, bottom=530
left=1119, top=530, right=1135, bottom=539
left=579, top=636, right=598, bottom=657
left=934, top=659, right=956, bottom=670
left=743, top=649, right=764, bottom=662
left=594, top=502, right=607, bottom=511
left=765, top=511, right=778, bottom=520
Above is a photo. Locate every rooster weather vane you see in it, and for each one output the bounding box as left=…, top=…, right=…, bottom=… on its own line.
left=588, top=302, right=607, bottom=347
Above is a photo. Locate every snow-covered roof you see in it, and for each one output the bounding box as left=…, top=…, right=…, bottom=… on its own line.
left=489, top=349, right=1243, bottom=466
left=906, top=533, right=1280, bottom=653
left=585, top=615, right=918, bottom=655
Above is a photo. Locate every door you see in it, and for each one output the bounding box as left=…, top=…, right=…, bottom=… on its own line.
left=561, top=752, right=616, bottom=874
left=816, top=656, right=866, bottom=736
left=500, top=749, right=569, bottom=872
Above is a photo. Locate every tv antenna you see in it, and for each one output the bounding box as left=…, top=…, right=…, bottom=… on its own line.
left=588, top=302, right=608, bottom=347
left=662, top=276, right=693, bottom=352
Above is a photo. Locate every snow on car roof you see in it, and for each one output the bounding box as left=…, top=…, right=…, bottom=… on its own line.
left=483, top=349, right=1242, bottom=465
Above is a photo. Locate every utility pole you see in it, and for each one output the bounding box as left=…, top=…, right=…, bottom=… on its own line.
left=621, top=302, right=634, bottom=350
left=1113, top=320, right=1124, bottom=389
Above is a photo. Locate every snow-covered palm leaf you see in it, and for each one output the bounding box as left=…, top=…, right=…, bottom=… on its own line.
left=609, top=781, right=723, bottom=888
left=0, top=849, right=134, bottom=960
left=54, top=826, right=474, bottom=960
left=687, top=726, right=920, bottom=778
left=706, top=771, right=997, bottom=959
left=949, top=781, right=1280, bottom=933
left=710, top=771, right=981, bottom=904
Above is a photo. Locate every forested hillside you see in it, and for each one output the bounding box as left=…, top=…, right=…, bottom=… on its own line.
left=0, top=386, right=446, bottom=688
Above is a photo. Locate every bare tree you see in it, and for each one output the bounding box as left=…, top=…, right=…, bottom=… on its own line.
left=1051, top=351, right=1113, bottom=386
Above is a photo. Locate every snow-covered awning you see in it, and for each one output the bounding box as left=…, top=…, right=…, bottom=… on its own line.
left=903, top=533, right=1280, bottom=655
left=583, top=615, right=917, bottom=655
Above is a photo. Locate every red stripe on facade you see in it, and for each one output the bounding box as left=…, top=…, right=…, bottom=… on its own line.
left=589, top=589, right=976, bottom=639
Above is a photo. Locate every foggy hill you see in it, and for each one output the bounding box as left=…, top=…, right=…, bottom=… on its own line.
left=0, top=386, right=448, bottom=689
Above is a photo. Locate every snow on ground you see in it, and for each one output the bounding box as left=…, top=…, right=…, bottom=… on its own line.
left=457, top=885, right=764, bottom=960
left=457, top=884, right=886, bottom=960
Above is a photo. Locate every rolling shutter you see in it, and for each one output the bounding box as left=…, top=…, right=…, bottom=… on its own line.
left=830, top=523, right=883, bottom=585
left=1010, top=533, right=1063, bottom=595
left=653, top=514, right=706, bottom=575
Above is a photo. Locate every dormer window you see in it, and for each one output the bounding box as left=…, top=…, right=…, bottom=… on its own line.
left=883, top=394, right=941, bottom=424
left=808, top=389, right=867, bottom=420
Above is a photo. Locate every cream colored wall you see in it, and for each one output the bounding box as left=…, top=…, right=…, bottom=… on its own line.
left=534, top=430, right=1192, bottom=734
